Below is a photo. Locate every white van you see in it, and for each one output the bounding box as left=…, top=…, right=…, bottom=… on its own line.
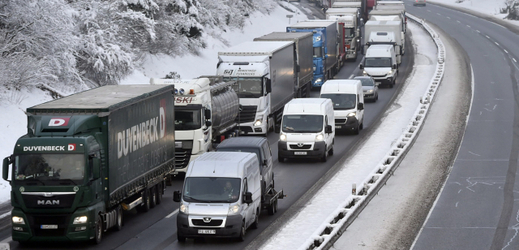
left=320, top=79, right=365, bottom=134
left=360, top=44, right=398, bottom=88
left=173, top=152, right=261, bottom=242
left=277, top=98, right=335, bottom=162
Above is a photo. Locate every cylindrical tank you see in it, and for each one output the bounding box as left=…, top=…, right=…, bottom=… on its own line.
left=210, top=81, right=240, bottom=135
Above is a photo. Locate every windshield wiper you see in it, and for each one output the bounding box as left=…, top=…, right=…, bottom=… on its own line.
left=23, top=178, right=46, bottom=186
left=183, top=195, right=205, bottom=202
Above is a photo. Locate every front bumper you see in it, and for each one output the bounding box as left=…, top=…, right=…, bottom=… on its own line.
left=177, top=213, right=243, bottom=239
left=335, top=117, right=359, bottom=131
left=278, top=141, right=326, bottom=159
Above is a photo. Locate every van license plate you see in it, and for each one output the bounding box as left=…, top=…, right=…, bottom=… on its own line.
left=198, top=229, right=216, bottom=235
left=294, top=152, right=307, bottom=155
left=41, top=225, right=58, bottom=229
left=335, top=125, right=341, bottom=129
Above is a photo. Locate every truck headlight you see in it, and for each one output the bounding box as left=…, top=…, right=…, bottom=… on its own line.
left=315, top=78, right=322, bottom=83
left=12, top=216, right=25, bottom=225
left=228, top=204, right=240, bottom=215
left=180, top=203, right=189, bottom=214
left=388, top=69, right=393, bottom=75
left=280, top=134, right=287, bottom=141
left=348, top=112, right=357, bottom=117
left=254, top=119, right=262, bottom=127
left=315, top=133, right=324, bottom=141
left=73, top=216, right=88, bottom=224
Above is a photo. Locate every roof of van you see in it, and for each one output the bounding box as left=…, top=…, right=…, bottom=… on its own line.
left=186, top=152, right=257, bottom=178
left=320, top=79, right=361, bottom=93
left=284, top=98, right=331, bottom=114
left=216, top=136, right=267, bottom=149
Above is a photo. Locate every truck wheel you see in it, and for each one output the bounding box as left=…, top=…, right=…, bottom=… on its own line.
left=321, top=150, right=328, bottom=162
left=237, top=222, right=246, bottom=242
left=150, top=186, right=157, bottom=209
left=251, top=209, right=259, bottom=229
left=268, top=200, right=278, bottom=215
left=156, top=183, right=163, bottom=205
left=177, top=233, right=186, bottom=242
left=94, top=216, right=102, bottom=244
left=138, top=189, right=151, bottom=213
left=115, top=206, right=123, bottom=231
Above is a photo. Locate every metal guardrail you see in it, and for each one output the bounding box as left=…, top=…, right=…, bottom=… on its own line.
left=299, top=13, right=446, bottom=250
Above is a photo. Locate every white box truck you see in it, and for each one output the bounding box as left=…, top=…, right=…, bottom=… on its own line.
left=150, top=76, right=240, bottom=174
left=364, top=20, right=405, bottom=63
left=278, top=98, right=335, bottom=162
left=359, top=44, right=399, bottom=88
left=368, top=9, right=406, bottom=34
left=217, top=41, right=296, bottom=135
left=173, top=152, right=261, bottom=242
left=320, top=79, right=365, bottom=134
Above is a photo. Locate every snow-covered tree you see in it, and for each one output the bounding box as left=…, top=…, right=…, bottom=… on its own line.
left=505, top=0, right=519, bottom=20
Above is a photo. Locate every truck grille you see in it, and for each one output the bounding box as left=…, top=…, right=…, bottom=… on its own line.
left=191, top=219, right=223, bottom=226
left=175, top=149, right=191, bottom=169
left=29, top=214, right=69, bottom=237
left=236, top=106, right=257, bottom=123
left=289, top=144, right=312, bottom=149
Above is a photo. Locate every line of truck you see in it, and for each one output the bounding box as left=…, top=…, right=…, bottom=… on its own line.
left=1, top=0, right=408, bottom=245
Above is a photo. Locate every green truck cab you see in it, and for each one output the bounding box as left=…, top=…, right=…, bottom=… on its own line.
left=2, top=85, right=176, bottom=244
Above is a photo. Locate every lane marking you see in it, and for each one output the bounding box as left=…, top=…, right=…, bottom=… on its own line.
left=0, top=237, right=11, bottom=243
left=457, top=20, right=461, bottom=23
left=513, top=58, right=517, bottom=63
left=447, top=16, right=451, bottom=19
left=476, top=30, right=480, bottom=33
left=467, top=25, right=471, bottom=28
left=166, top=209, right=179, bottom=219
left=504, top=50, right=508, bottom=54
left=495, top=42, right=499, bottom=46
left=486, top=35, right=490, bottom=39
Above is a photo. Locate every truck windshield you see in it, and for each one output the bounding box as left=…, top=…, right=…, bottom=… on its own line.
left=344, top=28, right=355, bottom=39
left=313, top=47, right=322, bottom=58
left=175, top=109, right=202, bottom=130
left=227, top=78, right=263, bottom=98
left=321, top=93, right=357, bottom=110
left=282, top=115, right=324, bottom=133
left=183, top=177, right=241, bottom=203
left=13, top=154, right=85, bottom=185
left=364, top=57, right=392, bottom=67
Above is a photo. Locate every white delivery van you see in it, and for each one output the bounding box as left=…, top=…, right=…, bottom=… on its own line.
left=277, top=98, right=335, bottom=162
left=173, top=152, right=261, bottom=242
left=320, top=79, right=365, bottom=134
left=359, top=44, right=398, bottom=88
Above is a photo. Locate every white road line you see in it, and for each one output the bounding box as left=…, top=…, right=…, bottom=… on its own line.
left=0, top=237, right=11, bottom=243
left=466, top=25, right=471, bottom=28
left=495, top=42, right=500, bottom=46
left=447, top=16, right=451, bottom=19
left=0, top=212, right=10, bottom=219
left=166, top=209, right=179, bottom=219
left=457, top=20, right=461, bottom=23
left=476, top=30, right=480, bottom=33
left=504, top=50, right=508, bottom=54
left=486, top=35, right=490, bottom=39
left=513, top=58, right=517, bottom=63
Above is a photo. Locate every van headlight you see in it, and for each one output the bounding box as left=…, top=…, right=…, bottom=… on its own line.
left=228, top=204, right=240, bottom=215
left=348, top=112, right=357, bottom=117
left=387, top=69, right=393, bottom=75
left=280, top=133, right=287, bottom=141
left=179, top=202, right=189, bottom=214
left=315, top=133, right=324, bottom=141
left=73, top=216, right=88, bottom=224
left=12, top=216, right=25, bottom=224
left=366, top=89, right=374, bottom=94
left=363, top=70, right=367, bottom=75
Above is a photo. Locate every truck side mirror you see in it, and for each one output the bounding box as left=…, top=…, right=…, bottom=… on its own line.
left=359, top=64, right=364, bottom=69
left=263, top=159, right=268, bottom=166
left=392, top=64, right=397, bottom=69
left=3, top=156, right=11, bottom=181
left=173, top=191, right=181, bottom=202
left=358, top=103, right=364, bottom=110
left=325, top=125, right=333, bottom=134
left=266, top=79, right=272, bottom=93
left=243, top=192, right=253, bottom=204
left=92, top=158, right=100, bottom=179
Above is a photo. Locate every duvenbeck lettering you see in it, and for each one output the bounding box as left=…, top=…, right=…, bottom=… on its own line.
left=23, top=146, right=66, bottom=152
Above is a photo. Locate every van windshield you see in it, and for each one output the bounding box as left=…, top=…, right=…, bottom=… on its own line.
left=321, top=93, right=356, bottom=110
left=183, top=177, right=241, bottom=203
left=364, top=57, right=392, bottom=67
left=282, top=115, right=324, bottom=133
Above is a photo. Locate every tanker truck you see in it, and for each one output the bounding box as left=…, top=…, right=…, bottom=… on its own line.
left=2, top=85, right=176, bottom=244
left=150, top=76, right=240, bottom=174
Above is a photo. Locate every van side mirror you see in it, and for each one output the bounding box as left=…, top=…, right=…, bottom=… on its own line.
left=266, top=79, right=272, bottom=93
left=205, top=109, right=211, bottom=119
left=358, top=103, right=364, bottom=110
left=243, top=192, right=253, bottom=204
left=173, top=191, right=181, bottom=202
left=359, top=64, right=364, bottom=69
left=205, top=121, right=212, bottom=127
left=325, top=125, right=333, bottom=134
left=392, top=64, right=397, bottom=69
left=263, top=159, right=268, bottom=166
left=3, top=156, right=11, bottom=181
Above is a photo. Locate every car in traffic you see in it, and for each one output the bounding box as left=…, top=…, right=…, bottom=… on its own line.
left=414, top=0, right=426, bottom=6
left=354, top=75, right=379, bottom=102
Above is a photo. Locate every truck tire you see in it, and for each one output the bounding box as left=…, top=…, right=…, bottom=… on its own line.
left=94, top=216, right=103, bottom=244
left=150, top=186, right=157, bottom=209
left=138, top=189, right=151, bottom=213
left=321, top=150, right=328, bottom=162
left=268, top=200, right=278, bottom=215
left=237, top=222, right=246, bottom=242
left=115, top=206, right=123, bottom=231
left=156, top=183, right=163, bottom=205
